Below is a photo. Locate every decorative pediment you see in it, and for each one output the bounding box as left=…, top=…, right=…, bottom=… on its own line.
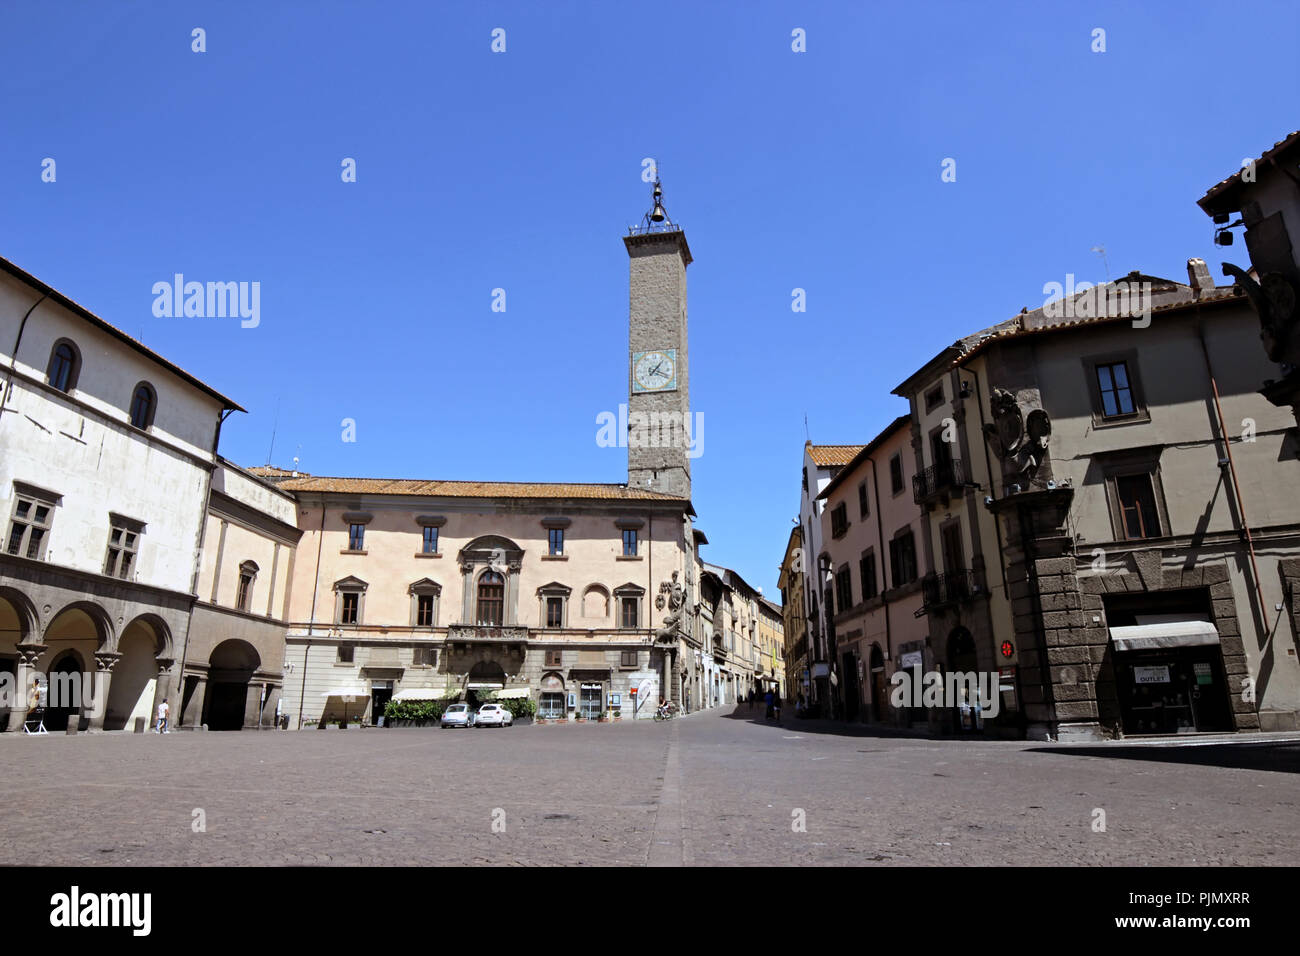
left=333, top=575, right=369, bottom=592
left=613, top=582, right=645, bottom=596
left=408, top=578, right=442, bottom=595
left=536, top=581, right=572, bottom=596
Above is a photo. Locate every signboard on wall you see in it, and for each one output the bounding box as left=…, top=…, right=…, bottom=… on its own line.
left=1193, top=662, right=1213, bottom=685
left=899, top=651, right=923, bottom=670
left=1134, top=665, right=1171, bottom=685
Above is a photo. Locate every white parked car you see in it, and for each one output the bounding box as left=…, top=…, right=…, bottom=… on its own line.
left=441, top=703, right=474, bottom=728
left=474, top=703, right=514, bottom=727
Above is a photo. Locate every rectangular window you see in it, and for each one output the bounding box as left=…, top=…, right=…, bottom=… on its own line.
left=1116, top=474, right=1161, bottom=539
left=858, top=481, right=869, bottom=519
left=546, top=596, right=564, bottom=628
left=422, top=526, right=438, bottom=554
left=104, top=524, right=140, bottom=580
left=545, top=648, right=563, bottom=667
left=620, top=650, right=638, bottom=668
left=925, top=384, right=944, bottom=412
left=337, top=642, right=354, bottom=663
left=348, top=523, right=365, bottom=551
left=830, top=502, right=848, bottom=538
left=236, top=571, right=254, bottom=612
left=340, top=592, right=360, bottom=624
left=889, top=454, right=904, bottom=495
left=413, top=646, right=436, bottom=666
left=548, top=528, right=564, bottom=556
left=835, top=567, right=853, bottom=614
left=1096, top=361, right=1136, bottom=418
left=620, top=596, right=639, bottom=629
left=622, top=529, right=638, bottom=556
left=7, top=496, right=53, bottom=560
left=860, top=552, right=877, bottom=601
left=416, top=594, right=435, bottom=627
left=889, top=531, right=918, bottom=587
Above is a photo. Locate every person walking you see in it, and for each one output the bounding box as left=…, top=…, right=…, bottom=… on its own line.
left=155, top=698, right=169, bottom=734
left=764, top=688, right=774, bottom=720
left=773, top=691, right=782, bottom=722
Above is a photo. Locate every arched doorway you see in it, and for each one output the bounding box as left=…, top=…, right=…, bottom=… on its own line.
left=869, top=644, right=887, bottom=722
left=465, top=660, right=506, bottom=710
left=43, top=602, right=112, bottom=731
left=0, top=588, right=38, bottom=732
left=45, top=651, right=84, bottom=732
left=105, top=617, right=168, bottom=730
left=206, top=639, right=260, bottom=730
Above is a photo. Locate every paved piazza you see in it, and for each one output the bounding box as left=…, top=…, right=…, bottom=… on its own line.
left=3, top=708, right=1298, bottom=866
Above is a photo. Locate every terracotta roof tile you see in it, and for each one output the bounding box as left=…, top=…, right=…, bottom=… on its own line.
left=806, top=444, right=865, bottom=467
left=1199, top=131, right=1300, bottom=212
left=270, top=474, right=687, bottom=501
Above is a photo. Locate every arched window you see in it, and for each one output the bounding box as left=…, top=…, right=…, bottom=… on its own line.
left=46, top=340, right=80, bottom=392
left=129, top=382, right=157, bottom=429
left=476, top=570, right=505, bottom=626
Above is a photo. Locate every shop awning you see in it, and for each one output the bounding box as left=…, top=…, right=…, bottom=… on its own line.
left=391, top=688, right=452, bottom=702
left=466, top=681, right=504, bottom=690
left=1110, top=621, right=1220, bottom=652
left=495, top=687, right=531, bottom=699
left=321, top=686, right=368, bottom=697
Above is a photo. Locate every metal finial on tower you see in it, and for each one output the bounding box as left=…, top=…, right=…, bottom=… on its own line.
left=634, top=175, right=677, bottom=234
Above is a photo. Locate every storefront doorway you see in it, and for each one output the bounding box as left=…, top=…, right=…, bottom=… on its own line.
left=370, top=682, right=392, bottom=726
left=1113, top=645, right=1232, bottom=734
left=579, top=682, right=603, bottom=720
left=869, top=644, right=887, bottom=723
left=539, top=672, right=565, bottom=718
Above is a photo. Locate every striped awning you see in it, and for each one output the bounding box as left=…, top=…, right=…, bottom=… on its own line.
left=1110, top=621, right=1220, bottom=653
left=391, top=688, right=453, bottom=701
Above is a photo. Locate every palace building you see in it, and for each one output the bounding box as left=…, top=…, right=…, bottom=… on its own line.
left=272, top=182, right=706, bottom=725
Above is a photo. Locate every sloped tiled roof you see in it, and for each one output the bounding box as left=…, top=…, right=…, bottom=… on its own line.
left=1199, top=131, right=1300, bottom=214
left=806, top=444, right=865, bottom=467
left=269, top=474, right=687, bottom=501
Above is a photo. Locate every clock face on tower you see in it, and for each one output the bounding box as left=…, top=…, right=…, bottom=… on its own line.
left=632, top=349, right=678, bottom=392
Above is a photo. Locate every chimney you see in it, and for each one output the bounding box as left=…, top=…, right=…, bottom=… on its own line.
left=1187, top=258, right=1215, bottom=297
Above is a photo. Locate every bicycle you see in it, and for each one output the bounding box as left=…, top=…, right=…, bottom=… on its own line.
left=653, top=702, right=679, bottom=721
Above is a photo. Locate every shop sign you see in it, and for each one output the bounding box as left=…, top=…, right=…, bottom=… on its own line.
left=1193, top=662, right=1213, bottom=685
left=1133, top=665, right=1171, bottom=685
left=811, top=662, right=829, bottom=679
left=899, top=651, right=923, bottom=669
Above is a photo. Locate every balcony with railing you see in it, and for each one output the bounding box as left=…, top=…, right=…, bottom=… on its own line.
left=919, top=570, right=977, bottom=612
left=913, top=458, right=966, bottom=504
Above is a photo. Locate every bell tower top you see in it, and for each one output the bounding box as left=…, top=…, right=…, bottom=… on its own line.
left=624, top=177, right=693, bottom=500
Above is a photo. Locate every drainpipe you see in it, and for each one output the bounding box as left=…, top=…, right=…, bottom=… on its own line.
left=1196, top=325, right=1270, bottom=636
left=958, top=360, right=1008, bottom=594
left=2, top=293, right=49, bottom=421
left=297, top=497, right=328, bottom=729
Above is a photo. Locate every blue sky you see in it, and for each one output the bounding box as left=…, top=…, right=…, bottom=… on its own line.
left=2, top=1, right=1296, bottom=595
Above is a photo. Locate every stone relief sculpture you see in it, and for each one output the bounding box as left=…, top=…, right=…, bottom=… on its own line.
left=983, top=387, right=1052, bottom=481
left=655, top=570, right=685, bottom=643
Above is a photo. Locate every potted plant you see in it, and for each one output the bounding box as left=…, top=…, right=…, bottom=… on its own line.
left=613, top=709, right=622, bottom=721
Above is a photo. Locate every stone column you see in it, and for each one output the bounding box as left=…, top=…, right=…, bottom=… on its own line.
left=182, top=675, right=207, bottom=728
left=88, top=651, right=121, bottom=732
left=6, top=643, right=47, bottom=733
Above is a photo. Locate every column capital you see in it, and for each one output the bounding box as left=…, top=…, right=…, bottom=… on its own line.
left=15, top=642, right=48, bottom=667
left=94, top=651, right=122, bottom=673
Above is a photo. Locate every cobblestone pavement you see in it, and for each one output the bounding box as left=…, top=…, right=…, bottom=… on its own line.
left=2, top=707, right=1297, bottom=866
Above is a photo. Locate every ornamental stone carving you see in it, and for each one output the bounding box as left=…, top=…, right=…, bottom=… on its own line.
left=983, top=387, right=1052, bottom=481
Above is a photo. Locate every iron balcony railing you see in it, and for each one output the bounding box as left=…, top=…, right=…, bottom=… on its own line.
left=912, top=458, right=966, bottom=503
left=920, top=570, right=977, bottom=610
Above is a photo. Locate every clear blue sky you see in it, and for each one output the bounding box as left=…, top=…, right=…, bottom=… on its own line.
left=3, top=1, right=1295, bottom=596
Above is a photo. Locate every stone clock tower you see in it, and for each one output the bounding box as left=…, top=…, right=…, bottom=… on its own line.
left=623, top=179, right=694, bottom=499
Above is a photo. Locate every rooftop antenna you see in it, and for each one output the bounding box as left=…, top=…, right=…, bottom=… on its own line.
left=803, top=413, right=811, bottom=443
left=266, top=397, right=281, bottom=465
left=1090, top=244, right=1111, bottom=282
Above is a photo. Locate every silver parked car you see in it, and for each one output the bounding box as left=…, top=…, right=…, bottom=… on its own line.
left=440, top=703, right=474, bottom=728
left=474, top=703, right=514, bottom=727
